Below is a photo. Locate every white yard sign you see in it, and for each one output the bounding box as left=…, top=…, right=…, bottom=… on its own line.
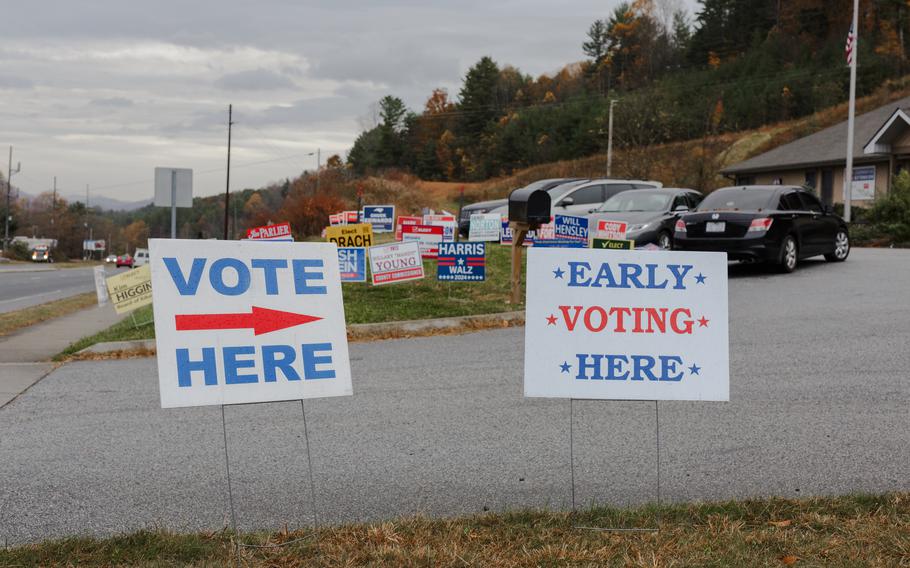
left=524, top=248, right=729, bottom=401
left=149, top=239, right=352, bottom=408
left=469, top=213, right=503, bottom=242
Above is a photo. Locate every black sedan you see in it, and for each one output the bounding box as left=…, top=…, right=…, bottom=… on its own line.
left=673, top=185, right=850, bottom=272
left=587, top=188, right=702, bottom=249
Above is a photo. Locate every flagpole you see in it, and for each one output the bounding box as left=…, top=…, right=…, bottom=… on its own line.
left=844, top=0, right=859, bottom=223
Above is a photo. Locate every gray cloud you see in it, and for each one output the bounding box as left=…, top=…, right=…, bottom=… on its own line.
left=215, top=68, right=297, bottom=91
left=89, top=96, right=134, bottom=107
left=0, top=75, right=35, bottom=89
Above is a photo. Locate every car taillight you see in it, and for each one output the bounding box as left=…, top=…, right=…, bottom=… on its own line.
left=675, top=219, right=686, bottom=233
left=748, top=218, right=773, bottom=232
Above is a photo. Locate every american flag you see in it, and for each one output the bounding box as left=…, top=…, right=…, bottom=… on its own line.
left=845, top=24, right=855, bottom=66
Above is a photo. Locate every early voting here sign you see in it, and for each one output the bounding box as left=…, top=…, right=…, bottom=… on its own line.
left=524, top=248, right=729, bottom=401
left=149, top=239, right=352, bottom=408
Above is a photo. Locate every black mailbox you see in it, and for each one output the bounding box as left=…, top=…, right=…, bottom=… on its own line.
left=508, top=187, right=551, bottom=225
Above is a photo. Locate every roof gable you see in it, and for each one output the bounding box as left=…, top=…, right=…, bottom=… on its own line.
left=862, top=108, right=910, bottom=154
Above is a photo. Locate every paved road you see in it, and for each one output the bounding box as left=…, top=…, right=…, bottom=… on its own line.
left=0, top=249, right=908, bottom=544
left=0, top=265, right=125, bottom=313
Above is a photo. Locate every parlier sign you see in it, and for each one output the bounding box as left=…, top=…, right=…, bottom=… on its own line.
left=149, top=239, right=353, bottom=408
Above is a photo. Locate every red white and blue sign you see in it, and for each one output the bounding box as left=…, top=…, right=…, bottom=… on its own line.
left=337, top=247, right=367, bottom=282
left=524, top=248, right=729, bottom=401
left=437, top=242, right=485, bottom=281
left=362, top=205, right=395, bottom=233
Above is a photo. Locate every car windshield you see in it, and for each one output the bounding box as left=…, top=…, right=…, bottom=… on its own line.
left=597, top=192, right=671, bottom=212
left=697, top=189, right=775, bottom=212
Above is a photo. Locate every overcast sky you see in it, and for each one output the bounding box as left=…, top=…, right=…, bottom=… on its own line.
left=2, top=0, right=697, bottom=203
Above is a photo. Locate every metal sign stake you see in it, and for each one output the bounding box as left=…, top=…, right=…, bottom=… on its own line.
left=221, top=404, right=238, bottom=534
left=300, top=399, right=320, bottom=529
left=571, top=399, right=661, bottom=533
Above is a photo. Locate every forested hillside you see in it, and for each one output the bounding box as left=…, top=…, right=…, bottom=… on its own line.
left=347, top=0, right=910, bottom=181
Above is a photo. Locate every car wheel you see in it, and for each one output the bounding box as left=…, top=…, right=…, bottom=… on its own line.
left=657, top=231, right=672, bottom=250
left=777, top=235, right=798, bottom=273
left=824, top=230, right=850, bottom=262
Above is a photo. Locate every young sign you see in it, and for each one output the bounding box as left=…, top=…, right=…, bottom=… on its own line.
left=469, top=213, right=503, bottom=242
left=524, top=248, right=729, bottom=401
left=246, top=222, right=293, bottom=242
left=401, top=224, right=444, bottom=258
left=362, top=205, right=395, bottom=233
left=337, top=247, right=367, bottom=282
left=148, top=239, right=352, bottom=408
left=395, top=215, right=422, bottom=240
left=437, top=242, right=486, bottom=281
left=325, top=223, right=374, bottom=248
left=369, top=241, right=424, bottom=285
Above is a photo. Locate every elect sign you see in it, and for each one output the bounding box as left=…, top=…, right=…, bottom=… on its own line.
left=149, top=239, right=352, bottom=408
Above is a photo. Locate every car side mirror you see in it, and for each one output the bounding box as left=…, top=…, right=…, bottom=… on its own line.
left=673, top=205, right=689, bottom=212
left=558, top=197, right=574, bottom=207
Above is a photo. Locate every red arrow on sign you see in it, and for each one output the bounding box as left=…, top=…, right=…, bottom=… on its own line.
left=175, top=306, right=322, bottom=336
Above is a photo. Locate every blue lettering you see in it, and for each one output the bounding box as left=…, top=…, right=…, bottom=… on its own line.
left=645, top=264, right=668, bottom=289
left=591, top=263, right=618, bottom=288
left=631, top=355, right=659, bottom=381
left=575, top=353, right=603, bottom=380
left=619, top=263, right=644, bottom=289
left=209, top=258, right=251, bottom=296
left=251, top=259, right=287, bottom=295
left=302, top=343, right=335, bottom=379
left=176, top=347, right=217, bottom=387
left=262, top=345, right=300, bottom=382
left=603, top=354, right=629, bottom=380
left=659, top=355, right=684, bottom=381
left=293, top=260, right=327, bottom=295
left=223, top=346, right=257, bottom=384
left=667, top=264, right=693, bottom=290
left=164, top=257, right=206, bottom=295
left=568, top=262, right=591, bottom=287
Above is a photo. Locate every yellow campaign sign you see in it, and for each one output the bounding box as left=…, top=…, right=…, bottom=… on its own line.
left=325, top=223, right=374, bottom=248
left=106, top=264, right=153, bottom=314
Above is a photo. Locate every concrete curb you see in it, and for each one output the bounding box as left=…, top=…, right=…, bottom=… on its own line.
left=76, top=310, right=526, bottom=356
left=0, top=266, right=58, bottom=274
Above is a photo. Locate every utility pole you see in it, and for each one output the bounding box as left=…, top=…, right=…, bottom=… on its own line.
left=51, top=176, right=57, bottom=238
left=315, top=148, right=321, bottom=194
left=84, top=184, right=90, bottom=260
left=843, top=0, right=859, bottom=223
left=607, top=100, right=618, bottom=178
left=4, top=146, right=21, bottom=252
left=223, top=104, right=233, bottom=240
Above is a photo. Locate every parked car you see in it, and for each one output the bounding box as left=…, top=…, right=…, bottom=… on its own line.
left=105, top=254, right=117, bottom=263
left=31, top=246, right=51, bottom=262
left=673, top=185, right=849, bottom=273
left=116, top=254, right=133, bottom=268
left=457, top=178, right=581, bottom=236
left=587, top=188, right=703, bottom=249
left=548, top=178, right=663, bottom=217
left=133, top=248, right=149, bottom=267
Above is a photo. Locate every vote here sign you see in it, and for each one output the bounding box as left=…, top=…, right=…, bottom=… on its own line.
left=524, top=248, right=728, bottom=401
left=149, top=239, right=352, bottom=408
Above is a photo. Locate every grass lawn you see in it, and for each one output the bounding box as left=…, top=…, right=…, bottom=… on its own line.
left=1, top=494, right=906, bottom=567
left=57, top=242, right=525, bottom=355
left=0, top=292, right=98, bottom=338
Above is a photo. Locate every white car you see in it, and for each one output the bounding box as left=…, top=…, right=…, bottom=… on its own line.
left=486, top=178, right=664, bottom=218
left=133, top=248, right=149, bottom=267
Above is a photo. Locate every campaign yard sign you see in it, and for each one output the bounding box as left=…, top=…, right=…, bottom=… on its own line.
left=362, top=205, right=395, bottom=233
left=395, top=215, right=422, bottom=241
left=437, top=242, right=485, bottom=281
left=524, top=248, right=729, bottom=401
left=592, top=238, right=635, bottom=250
left=596, top=220, right=628, bottom=240
left=369, top=241, right=424, bottom=285
left=246, top=222, right=293, bottom=242
left=148, top=239, right=352, bottom=408
left=337, top=247, right=367, bottom=282
left=424, top=214, right=457, bottom=242
left=468, top=213, right=502, bottom=242
left=106, top=264, right=153, bottom=314
left=344, top=210, right=360, bottom=224
left=329, top=213, right=344, bottom=226
left=402, top=224, right=444, bottom=258
left=552, top=215, right=589, bottom=247
left=325, top=223, right=374, bottom=248
left=500, top=221, right=536, bottom=246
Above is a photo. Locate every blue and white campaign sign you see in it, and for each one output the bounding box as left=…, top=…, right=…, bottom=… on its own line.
left=362, top=205, right=395, bottom=233
left=552, top=215, right=589, bottom=247
left=437, top=242, right=485, bottom=281
left=337, top=247, right=367, bottom=282
left=149, top=239, right=352, bottom=408
left=469, top=214, right=502, bottom=242
left=524, top=248, right=728, bottom=401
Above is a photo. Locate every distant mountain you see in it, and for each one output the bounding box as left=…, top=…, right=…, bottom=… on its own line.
left=17, top=190, right=152, bottom=211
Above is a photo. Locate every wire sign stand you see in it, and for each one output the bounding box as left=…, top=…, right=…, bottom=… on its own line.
left=568, top=398, right=660, bottom=532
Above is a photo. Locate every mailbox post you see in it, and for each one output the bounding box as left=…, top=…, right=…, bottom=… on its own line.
left=507, top=187, right=551, bottom=304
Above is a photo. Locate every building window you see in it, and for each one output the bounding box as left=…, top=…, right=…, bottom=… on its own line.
left=736, top=175, right=755, bottom=185
left=805, top=170, right=817, bottom=189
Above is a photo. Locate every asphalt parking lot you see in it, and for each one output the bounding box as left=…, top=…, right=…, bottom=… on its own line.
left=0, top=248, right=908, bottom=544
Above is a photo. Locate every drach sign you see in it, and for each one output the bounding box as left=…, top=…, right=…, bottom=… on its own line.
left=149, top=239, right=352, bottom=408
